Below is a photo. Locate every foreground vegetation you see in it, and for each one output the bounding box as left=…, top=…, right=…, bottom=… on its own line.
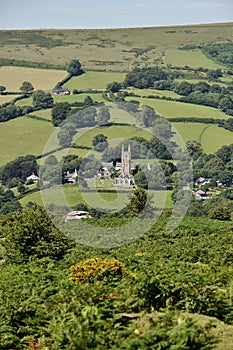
left=0, top=206, right=233, bottom=349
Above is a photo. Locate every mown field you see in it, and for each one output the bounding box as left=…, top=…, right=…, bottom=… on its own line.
left=0, top=66, right=67, bottom=91
left=0, top=94, right=20, bottom=104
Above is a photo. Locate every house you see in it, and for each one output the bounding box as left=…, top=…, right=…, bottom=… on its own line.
left=193, top=188, right=211, bottom=200
left=52, top=87, right=70, bottom=95
left=195, top=177, right=211, bottom=187
left=64, top=169, right=78, bottom=184
left=26, top=173, right=39, bottom=183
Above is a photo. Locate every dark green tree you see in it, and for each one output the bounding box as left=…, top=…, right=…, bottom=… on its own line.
left=20, top=81, right=34, bottom=94
left=67, top=59, right=82, bottom=76
left=51, top=102, right=71, bottom=126
left=32, top=90, right=54, bottom=109
left=1, top=205, right=73, bottom=263
left=92, top=134, right=109, bottom=152
left=106, top=81, right=122, bottom=92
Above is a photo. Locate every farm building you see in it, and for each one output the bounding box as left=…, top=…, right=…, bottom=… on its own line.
left=52, top=87, right=70, bottom=95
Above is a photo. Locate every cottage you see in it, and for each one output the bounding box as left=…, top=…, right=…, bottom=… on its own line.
left=195, top=177, right=211, bottom=186
left=52, top=87, right=70, bottom=95
left=193, top=188, right=211, bottom=200
left=26, top=173, right=39, bottom=183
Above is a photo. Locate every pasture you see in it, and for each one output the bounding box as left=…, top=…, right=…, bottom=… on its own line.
left=126, top=88, right=181, bottom=99
left=64, top=71, right=126, bottom=90
left=27, top=108, right=52, bottom=121
left=20, top=185, right=173, bottom=210
left=0, top=66, right=67, bottom=92
left=53, top=92, right=106, bottom=103
left=75, top=125, right=152, bottom=148
left=172, top=122, right=233, bottom=153
left=0, top=116, right=54, bottom=166
left=163, top=49, right=224, bottom=69
left=125, top=96, right=229, bottom=119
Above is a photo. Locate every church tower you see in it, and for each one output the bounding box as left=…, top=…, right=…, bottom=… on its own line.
left=121, top=144, right=131, bottom=177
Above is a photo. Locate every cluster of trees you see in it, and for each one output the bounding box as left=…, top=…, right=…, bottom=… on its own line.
left=0, top=104, right=23, bottom=122
left=0, top=155, right=38, bottom=186
left=204, top=42, right=233, bottom=67
left=190, top=142, right=233, bottom=187
left=123, top=65, right=233, bottom=114
left=0, top=186, right=22, bottom=214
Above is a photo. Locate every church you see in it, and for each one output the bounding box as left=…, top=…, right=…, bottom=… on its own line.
left=115, top=144, right=135, bottom=187
left=98, top=143, right=135, bottom=186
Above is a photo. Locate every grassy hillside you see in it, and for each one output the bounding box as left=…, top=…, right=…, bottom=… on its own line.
left=0, top=23, right=232, bottom=71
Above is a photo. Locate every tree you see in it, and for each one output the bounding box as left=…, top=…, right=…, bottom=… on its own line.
left=106, top=81, right=122, bottom=93
left=208, top=204, right=231, bottom=221
left=218, top=97, right=233, bottom=112
left=0, top=86, right=6, bottom=94
left=126, top=187, right=153, bottom=217
left=67, top=59, right=83, bottom=76
left=51, top=102, right=71, bottom=126
left=134, top=170, right=148, bottom=189
left=186, top=140, right=203, bottom=160
left=173, top=81, right=193, bottom=96
left=92, top=134, right=109, bottom=152
left=20, top=81, right=34, bottom=94
left=1, top=205, right=73, bottom=263
left=84, top=96, right=93, bottom=106
left=58, top=126, right=75, bottom=148
left=96, top=106, right=110, bottom=125
left=32, top=90, right=54, bottom=109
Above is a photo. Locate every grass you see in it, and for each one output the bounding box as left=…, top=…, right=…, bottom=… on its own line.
left=27, top=108, right=52, bottom=120
left=0, top=24, right=232, bottom=71
left=172, top=122, right=233, bottom=153
left=0, top=66, right=67, bottom=92
left=0, top=94, right=20, bottom=104
left=53, top=92, right=106, bottom=103
left=75, top=125, right=152, bottom=148
left=125, top=96, right=229, bottom=119
left=64, top=71, right=126, bottom=90
left=20, top=184, right=173, bottom=210
left=163, top=49, right=225, bottom=69
left=126, top=88, right=181, bottom=99
left=0, top=116, right=55, bottom=166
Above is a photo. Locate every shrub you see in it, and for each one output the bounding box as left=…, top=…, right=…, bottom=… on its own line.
left=70, top=257, right=135, bottom=284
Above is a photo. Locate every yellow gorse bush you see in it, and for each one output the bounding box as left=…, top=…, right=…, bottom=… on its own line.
left=70, top=257, right=136, bottom=284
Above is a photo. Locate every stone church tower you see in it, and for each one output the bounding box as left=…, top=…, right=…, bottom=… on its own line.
left=121, top=144, right=131, bottom=177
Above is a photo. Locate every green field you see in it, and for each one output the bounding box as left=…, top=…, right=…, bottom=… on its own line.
left=0, top=66, right=67, bottom=92
left=126, top=88, right=181, bottom=99
left=64, top=71, right=126, bottom=90
left=75, top=125, right=152, bottom=148
left=0, top=117, right=54, bottom=166
left=53, top=92, right=106, bottom=103
left=163, top=49, right=224, bottom=69
left=126, top=96, right=229, bottom=119
left=27, top=108, right=52, bottom=121
left=20, top=184, right=173, bottom=210
left=173, top=122, right=233, bottom=153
